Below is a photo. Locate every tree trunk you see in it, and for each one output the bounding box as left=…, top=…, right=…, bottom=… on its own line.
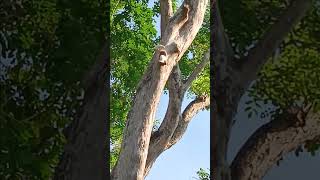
left=111, top=1, right=208, bottom=180
left=212, top=1, right=238, bottom=179
left=53, top=44, right=108, bottom=180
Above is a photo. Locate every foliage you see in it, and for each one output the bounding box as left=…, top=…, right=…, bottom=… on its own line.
left=184, top=9, right=210, bottom=97
left=1, top=0, right=106, bottom=178
left=221, top=0, right=287, bottom=59
left=194, top=168, right=210, bottom=180
left=248, top=1, right=320, bottom=109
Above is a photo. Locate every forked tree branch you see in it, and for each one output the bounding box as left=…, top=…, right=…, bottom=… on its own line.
left=144, top=94, right=210, bottom=177
left=112, top=1, right=208, bottom=179
left=160, top=0, right=173, bottom=37
left=145, top=63, right=210, bottom=177
left=144, top=41, right=209, bottom=176
left=143, top=65, right=183, bottom=177
left=230, top=105, right=319, bottom=180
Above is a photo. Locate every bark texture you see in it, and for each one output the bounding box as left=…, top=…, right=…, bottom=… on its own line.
left=53, top=44, right=108, bottom=180
left=231, top=106, right=320, bottom=180
left=111, top=1, right=208, bottom=180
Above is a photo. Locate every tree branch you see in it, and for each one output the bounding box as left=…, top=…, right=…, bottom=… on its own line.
left=160, top=0, right=173, bottom=37
left=182, top=49, right=210, bottom=93
left=160, top=0, right=208, bottom=56
left=239, top=0, right=312, bottom=87
left=143, top=65, right=183, bottom=177
left=230, top=106, right=320, bottom=180
left=143, top=95, right=209, bottom=177
left=167, top=95, right=210, bottom=149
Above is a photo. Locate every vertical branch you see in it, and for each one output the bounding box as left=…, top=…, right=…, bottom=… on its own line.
left=160, top=0, right=173, bottom=37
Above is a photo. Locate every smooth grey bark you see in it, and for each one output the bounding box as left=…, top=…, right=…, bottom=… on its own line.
left=212, top=0, right=313, bottom=180
left=53, top=44, right=108, bottom=180
left=111, top=1, right=208, bottom=180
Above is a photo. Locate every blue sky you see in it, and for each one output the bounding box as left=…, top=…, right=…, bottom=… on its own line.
left=146, top=94, right=210, bottom=180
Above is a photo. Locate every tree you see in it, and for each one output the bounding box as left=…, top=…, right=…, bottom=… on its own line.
left=1, top=0, right=210, bottom=179
left=110, top=0, right=210, bottom=179
left=1, top=0, right=107, bottom=179
left=212, top=0, right=320, bottom=179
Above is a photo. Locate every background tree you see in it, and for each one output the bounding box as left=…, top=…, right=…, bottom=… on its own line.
left=1, top=0, right=210, bottom=179
left=212, top=0, right=320, bottom=179
left=110, top=0, right=210, bottom=179
left=1, top=0, right=107, bottom=179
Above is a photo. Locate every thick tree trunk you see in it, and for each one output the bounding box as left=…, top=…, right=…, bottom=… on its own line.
left=111, top=1, right=208, bottom=180
left=212, top=2, right=238, bottom=179
left=53, top=45, right=108, bottom=180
